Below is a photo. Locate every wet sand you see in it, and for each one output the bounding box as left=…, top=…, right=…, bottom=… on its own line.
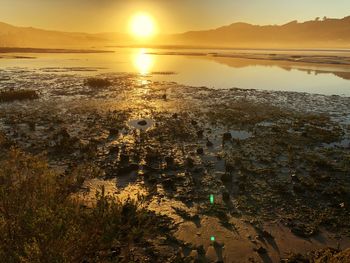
left=147, top=49, right=350, bottom=66
left=0, top=68, right=349, bottom=262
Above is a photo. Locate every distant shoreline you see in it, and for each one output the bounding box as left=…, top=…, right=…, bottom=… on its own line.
left=0, top=47, right=114, bottom=54
left=109, top=45, right=350, bottom=53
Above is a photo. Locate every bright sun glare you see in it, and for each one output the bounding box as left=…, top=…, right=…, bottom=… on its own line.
left=130, top=13, right=156, bottom=38
left=134, top=49, right=154, bottom=75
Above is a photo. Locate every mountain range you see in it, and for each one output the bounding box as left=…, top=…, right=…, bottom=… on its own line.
left=1, top=16, right=350, bottom=49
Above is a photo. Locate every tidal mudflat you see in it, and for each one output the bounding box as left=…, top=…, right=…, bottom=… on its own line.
left=0, top=67, right=350, bottom=262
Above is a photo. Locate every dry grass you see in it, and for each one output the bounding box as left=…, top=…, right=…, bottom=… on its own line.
left=0, top=148, right=173, bottom=262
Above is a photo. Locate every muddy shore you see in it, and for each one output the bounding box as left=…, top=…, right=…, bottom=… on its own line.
left=0, top=68, right=349, bottom=262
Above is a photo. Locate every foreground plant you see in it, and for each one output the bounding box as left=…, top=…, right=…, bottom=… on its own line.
left=0, top=148, right=174, bottom=262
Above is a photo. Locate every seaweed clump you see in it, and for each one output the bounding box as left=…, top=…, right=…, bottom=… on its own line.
left=0, top=89, right=39, bottom=102
left=85, top=78, right=112, bottom=88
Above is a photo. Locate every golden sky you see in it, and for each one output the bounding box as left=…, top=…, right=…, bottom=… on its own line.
left=1, top=0, right=350, bottom=33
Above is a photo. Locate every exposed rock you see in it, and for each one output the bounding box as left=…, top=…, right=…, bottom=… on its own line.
left=137, top=120, right=147, bottom=126
left=109, top=128, right=119, bottom=137
left=196, top=130, right=204, bottom=138
left=197, top=148, right=204, bottom=155
left=189, top=249, right=199, bottom=259
left=255, top=246, right=267, bottom=255
left=205, top=245, right=218, bottom=262
left=222, top=191, right=230, bottom=203
left=220, top=172, right=232, bottom=183
left=120, top=153, right=129, bottom=163
left=206, top=138, right=214, bottom=147
left=223, top=132, right=232, bottom=141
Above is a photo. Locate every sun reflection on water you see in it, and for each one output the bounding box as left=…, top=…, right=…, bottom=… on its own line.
left=133, top=49, right=154, bottom=76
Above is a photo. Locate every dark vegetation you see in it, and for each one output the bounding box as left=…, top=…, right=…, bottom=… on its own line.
left=0, top=71, right=349, bottom=261
left=0, top=144, right=176, bottom=262
left=85, top=78, right=112, bottom=89
left=0, top=89, right=39, bottom=103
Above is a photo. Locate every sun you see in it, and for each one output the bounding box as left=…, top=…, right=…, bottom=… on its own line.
left=130, top=13, right=156, bottom=38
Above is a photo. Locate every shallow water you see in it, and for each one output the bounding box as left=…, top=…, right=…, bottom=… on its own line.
left=1, top=48, right=350, bottom=96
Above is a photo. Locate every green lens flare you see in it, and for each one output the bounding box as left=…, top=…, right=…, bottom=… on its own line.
left=210, top=194, right=214, bottom=204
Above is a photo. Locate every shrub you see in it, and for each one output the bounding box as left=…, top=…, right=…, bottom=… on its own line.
left=0, top=148, right=172, bottom=262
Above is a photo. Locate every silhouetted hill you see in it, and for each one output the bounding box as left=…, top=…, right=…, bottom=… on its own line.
left=170, top=16, right=350, bottom=48
left=1, top=16, right=350, bottom=49
left=0, top=22, right=129, bottom=48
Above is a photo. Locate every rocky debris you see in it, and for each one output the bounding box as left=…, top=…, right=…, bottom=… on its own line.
left=109, top=128, right=119, bottom=137
left=196, top=130, right=204, bottom=138
left=289, top=222, right=318, bottom=238
left=118, top=163, right=139, bottom=174
left=222, top=132, right=232, bottom=141
left=206, top=138, right=214, bottom=147
left=120, top=153, right=129, bottom=164
left=205, top=245, right=218, bottom=262
left=254, top=246, right=267, bottom=255
left=196, top=148, right=204, bottom=155
left=222, top=191, right=230, bottom=203
left=165, top=156, right=174, bottom=166
left=109, top=145, right=119, bottom=154
left=282, top=248, right=350, bottom=263
left=188, top=249, right=199, bottom=260
left=220, top=172, right=232, bottom=184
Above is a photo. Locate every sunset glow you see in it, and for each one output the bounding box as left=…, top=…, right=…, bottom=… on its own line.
left=133, top=49, right=154, bottom=75
left=130, top=13, right=156, bottom=38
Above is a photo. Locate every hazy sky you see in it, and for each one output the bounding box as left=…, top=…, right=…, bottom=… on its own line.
left=1, top=0, right=350, bottom=33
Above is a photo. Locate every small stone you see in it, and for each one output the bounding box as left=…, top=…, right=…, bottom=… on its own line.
left=222, top=191, right=230, bottom=202
left=197, top=148, right=204, bottom=155
left=206, top=139, right=214, bottom=147
left=28, top=122, right=36, bottom=131
left=109, top=146, right=119, bottom=154
left=197, top=130, right=204, bottom=138
left=137, top=120, right=147, bottom=126
left=220, top=172, right=232, bottom=183
left=109, top=128, right=119, bottom=137
left=189, top=250, right=199, bottom=259
left=225, top=163, right=234, bottom=172
left=223, top=132, right=232, bottom=141
left=291, top=174, right=300, bottom=182
left=186, top=157, right=194, bottom=167
left=255, top=246, right=267, bottom=254
left=119, top=163, right=139, bottom=174
left=205, top=245, right=218, bottom=262
left=120, top=154, right=129, bottom=163
left=165, top=156, right=174, bottom=166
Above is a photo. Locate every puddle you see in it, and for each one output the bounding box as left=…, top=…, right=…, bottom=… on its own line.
left=257, top=121, right=274, bottom=127
left=323, top=138, right=350, bottom=148
left=229, top=130, right=253, bottom=140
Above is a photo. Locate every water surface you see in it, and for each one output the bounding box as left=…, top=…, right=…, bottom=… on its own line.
left=1, top=48, right=350, bottom=96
